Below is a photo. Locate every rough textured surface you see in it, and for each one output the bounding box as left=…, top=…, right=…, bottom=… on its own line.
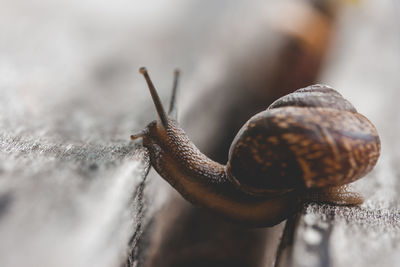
left=0, top=1, right=207, bottom=266
left=1, top=0, right=398, bottom=267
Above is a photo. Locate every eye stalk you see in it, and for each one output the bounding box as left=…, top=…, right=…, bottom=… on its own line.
left=168, top=69, right=180, bottom=120
left=130, top=129, right=148, bottom=141
left=139, top=67, right=169, bottom=127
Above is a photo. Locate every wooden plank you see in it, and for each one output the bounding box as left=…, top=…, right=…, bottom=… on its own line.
left=278, top=1, right=400, bottom=266
left=0, top=1, right=202, bottom=267
left=2, top=1, right=396, bottom=267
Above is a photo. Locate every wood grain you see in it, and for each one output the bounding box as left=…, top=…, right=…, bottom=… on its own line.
left=0, top=1, right=398, bottom=267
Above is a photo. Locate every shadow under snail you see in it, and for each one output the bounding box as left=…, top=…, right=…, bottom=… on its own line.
left=131, top=67, right=381, bottom=227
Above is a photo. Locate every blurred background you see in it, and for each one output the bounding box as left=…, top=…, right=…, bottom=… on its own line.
left=0, top=0, right=399, bottom=267
left=0, top=0, right=398, bottom=142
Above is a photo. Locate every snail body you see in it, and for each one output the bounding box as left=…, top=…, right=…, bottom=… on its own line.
left=132, top=67, right=380, bottom=227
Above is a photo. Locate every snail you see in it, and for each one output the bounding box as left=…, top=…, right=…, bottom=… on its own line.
left=131, top=67, right=380, bottom=227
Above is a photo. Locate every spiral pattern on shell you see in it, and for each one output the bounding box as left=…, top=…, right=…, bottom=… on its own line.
left=226, top=85, right=381, bottom=196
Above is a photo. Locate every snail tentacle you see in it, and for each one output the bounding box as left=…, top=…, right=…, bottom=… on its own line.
left=168, top=69, right=180, bottom=120
left=139, top=67, right=169, bottom=128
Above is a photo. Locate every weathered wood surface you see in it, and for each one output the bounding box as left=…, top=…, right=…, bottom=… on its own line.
left=0, top=0, right=398, bottom=267
left=0, top=1, right=213, bottom=266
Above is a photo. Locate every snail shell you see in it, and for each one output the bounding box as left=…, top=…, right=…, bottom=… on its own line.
left=226, top=85, right=381, bottom=196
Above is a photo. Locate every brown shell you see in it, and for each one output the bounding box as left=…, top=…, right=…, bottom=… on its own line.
left=226, top=86, right=381, bottom=196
